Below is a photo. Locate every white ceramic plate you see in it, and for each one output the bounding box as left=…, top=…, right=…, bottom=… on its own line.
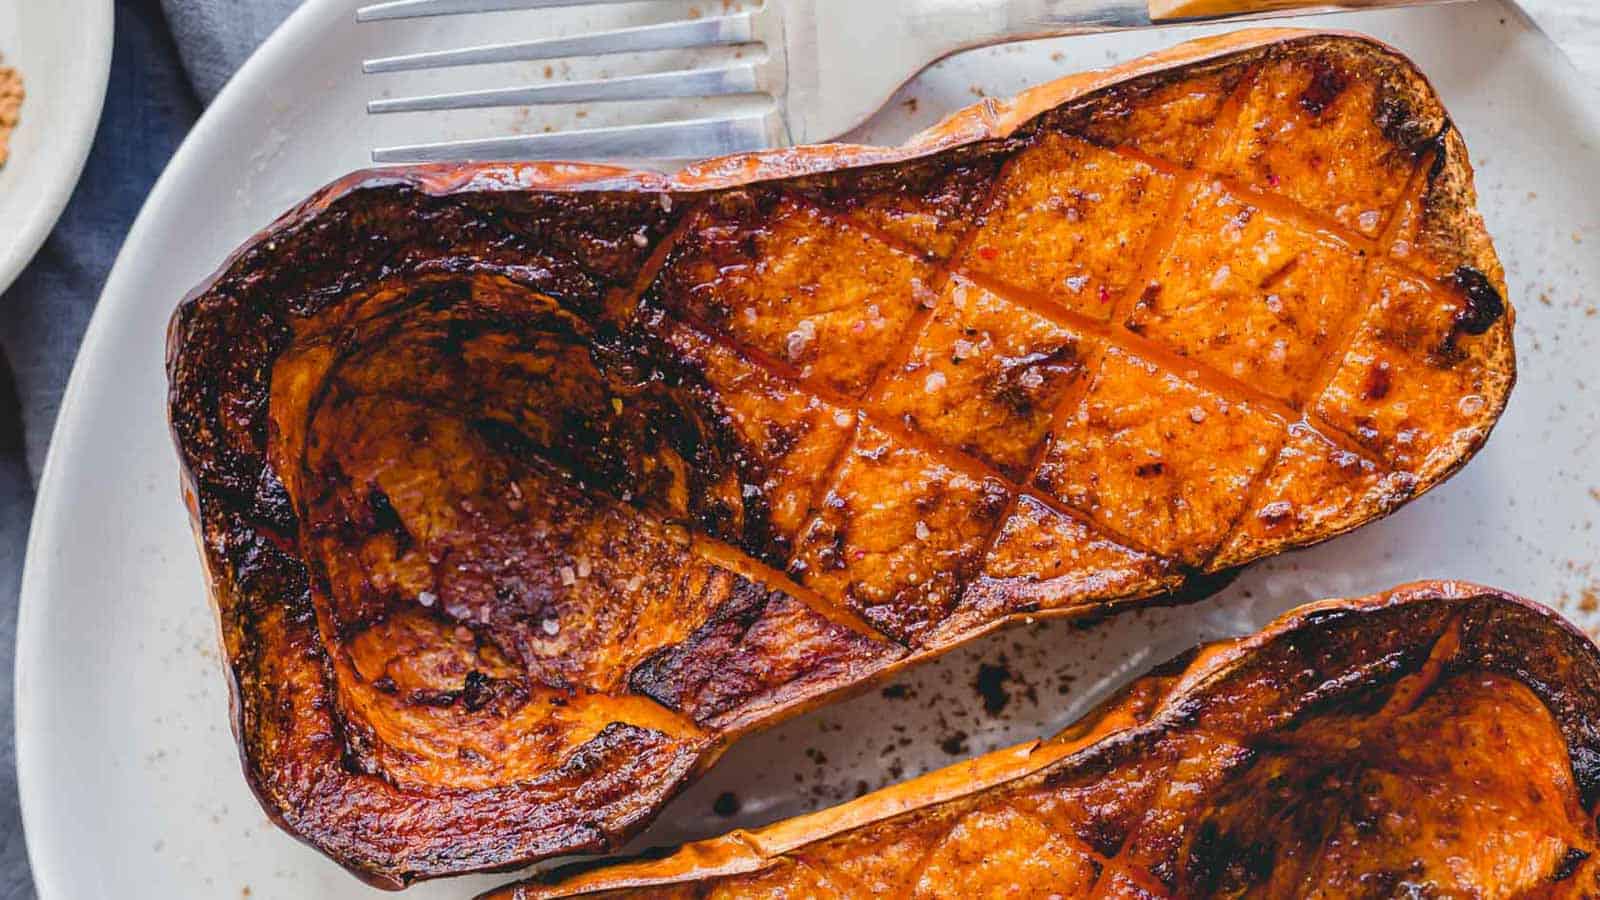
left=17, top=2, right=1600, bottom=897
left=0, top=0, right=112, bottom=296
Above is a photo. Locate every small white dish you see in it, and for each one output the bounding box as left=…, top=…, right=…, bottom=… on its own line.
left=15, top=1, right=1600, bottom=897
left=0, top=0, right=113, bottom=296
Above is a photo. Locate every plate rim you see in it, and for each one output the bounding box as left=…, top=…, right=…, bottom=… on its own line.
left=0, top=0, right=114, bottom=297
left=14, top=0, right=1599, bottom=896
left=12, top=0, right=340, bottom=895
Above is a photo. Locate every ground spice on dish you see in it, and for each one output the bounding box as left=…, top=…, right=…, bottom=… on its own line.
left=0, top=56, right=23, bottom=168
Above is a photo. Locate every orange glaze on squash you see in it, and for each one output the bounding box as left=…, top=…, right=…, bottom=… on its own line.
left=503, top=587, right=1600, bottom=899
left=534, top=674, right=1595, bottom=898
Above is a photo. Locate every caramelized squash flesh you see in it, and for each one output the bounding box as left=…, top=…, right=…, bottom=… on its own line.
left=166, top=31, right=1513, bottom=886
left=501, top=584, right=1600, bottom=899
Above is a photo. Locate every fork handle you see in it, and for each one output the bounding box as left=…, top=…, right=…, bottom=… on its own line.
left=1007, top=0, right=1151, bottom=32
left=969, top=0, right=1452, bottom=46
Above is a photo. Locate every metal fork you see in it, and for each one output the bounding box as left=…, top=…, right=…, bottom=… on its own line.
left=359, top=0, right=1463, bottom=164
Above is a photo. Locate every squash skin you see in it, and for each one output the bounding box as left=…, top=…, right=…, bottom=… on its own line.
left=497, top=582, right=1600, bottom=899
left=165, top=30, right=1514, bottom=887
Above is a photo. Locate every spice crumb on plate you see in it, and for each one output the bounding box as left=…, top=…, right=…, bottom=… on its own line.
left=0, top=55, right=23, bottom=168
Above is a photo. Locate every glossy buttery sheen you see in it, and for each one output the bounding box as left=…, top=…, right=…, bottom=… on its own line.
left=166, top=30, right=1513, bottom=886
left=502, top=584, right=1600, bottom=898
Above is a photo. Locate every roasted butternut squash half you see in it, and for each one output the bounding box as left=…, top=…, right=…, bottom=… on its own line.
left=166, top=30, right=1513, bottom=886
left=496, top=583, right=1600, bottom=899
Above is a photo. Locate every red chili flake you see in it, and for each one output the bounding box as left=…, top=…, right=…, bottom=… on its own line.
left=1097, top=285, right=1113, bottom=303
left=1267, top=173, right=1281, bottom=188
left=977, top=246, right=999, bottom=261
left=853, top=550, right=867, bottom=561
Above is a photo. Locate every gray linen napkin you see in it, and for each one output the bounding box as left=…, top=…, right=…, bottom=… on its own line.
left=160, top=0, right=304, bottom=103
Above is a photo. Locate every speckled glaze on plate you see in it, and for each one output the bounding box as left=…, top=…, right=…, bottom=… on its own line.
left=16, top=1, right=1600, bottom=898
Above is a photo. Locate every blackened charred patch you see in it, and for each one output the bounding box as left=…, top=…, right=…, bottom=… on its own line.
left=1435, top=266, right=1506, bottom=361
left=461, top=671, right=493, bottom=710
left=763, top=421, right=803, bottom=459
left=1187, top=820, right=1276, bottom=893
left=1372, top=87, right=1439, bottom=160
left=808, top=523, right=850, bottom=574
left=712, top=792, right=740, bottom=817
left=471, top=417, right=549, bottom=462
left=629, top=578, right=770, bottom=714
left=1422, top=123, right=1452, bottom=181
left=1361, top=361, right=1393, bottom=402
left=366, top=486, right=413, bottom=554
left=452, top=190, right=681, bottom=295
left=225, top=523, right=310, bottom=609
left=1571, top=745, right=1600, bottom=810
left=253, top=466, right=298, bottom=532
left=974, top=661, right=1013, bottom=716
left=1299, top=63, right=1349, bottom=117
left=992, top=345, right=1081, bottom=418
left=420, top=279, right=476, bottom=320
left=461, top=670, right=530, bottom=715
left=1451, top=266, right=1506, bottom=337
left=628, top=570, right=898, bottom=726
left=1552, top=847, right=1590, bottom=883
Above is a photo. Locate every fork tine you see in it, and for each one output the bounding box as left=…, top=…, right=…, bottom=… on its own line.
left=371, top=111, right=784, bottom=163
left=364, top=15, right=755, bottom=74
left=368, top=62, right=763, bottom=113
left=357, top=0, right=643, bottom=22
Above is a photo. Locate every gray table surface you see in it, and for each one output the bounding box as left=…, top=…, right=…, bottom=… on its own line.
left=0, top=1, right=1591, bottom=896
